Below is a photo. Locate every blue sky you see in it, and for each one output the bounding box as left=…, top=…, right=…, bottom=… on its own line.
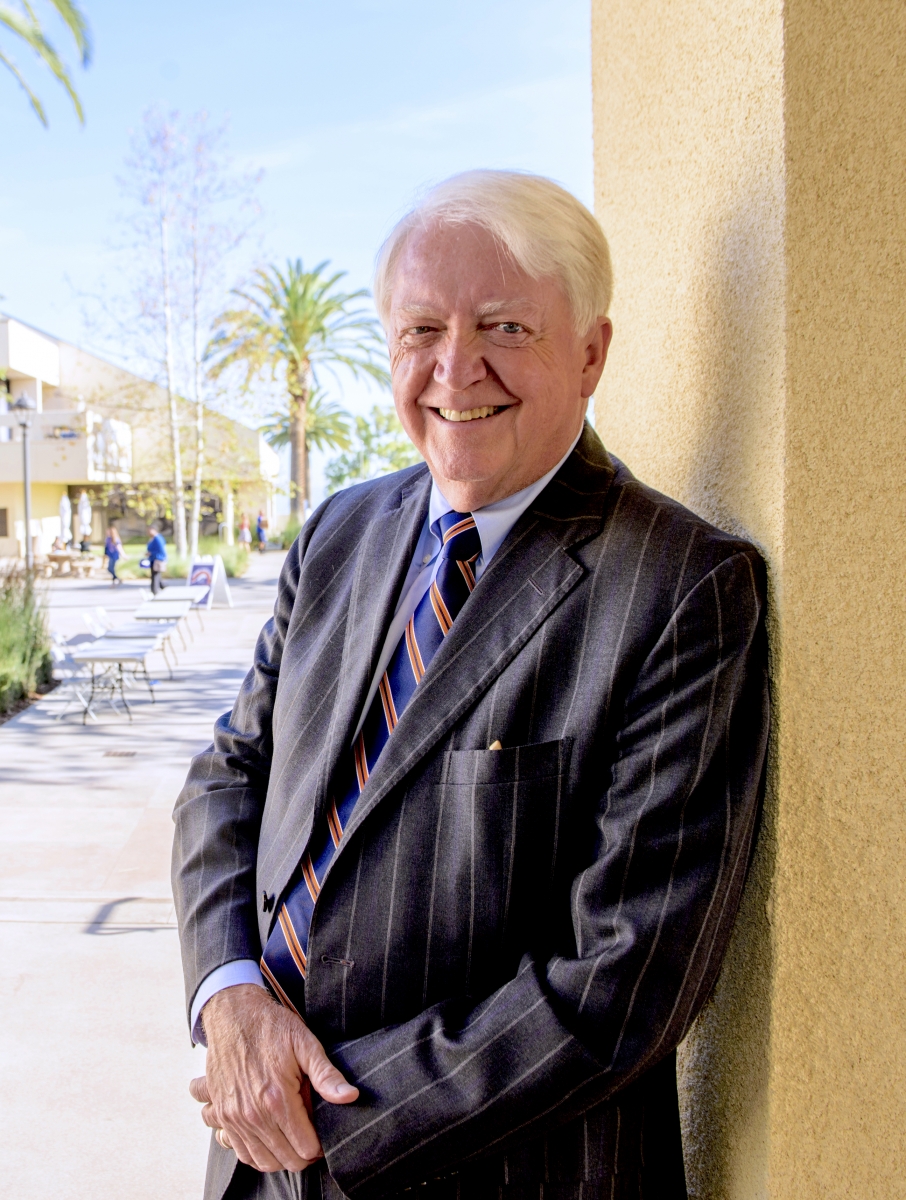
left=0, top=0, right=593, bottom=505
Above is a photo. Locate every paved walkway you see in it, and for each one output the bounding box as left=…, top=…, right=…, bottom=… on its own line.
left=0, top=552, right=287, bottom=1200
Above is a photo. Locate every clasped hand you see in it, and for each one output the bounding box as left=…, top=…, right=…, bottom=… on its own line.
left=189, top=984, right=359, bottom=1173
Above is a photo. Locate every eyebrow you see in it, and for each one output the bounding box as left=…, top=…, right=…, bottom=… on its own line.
left=475, top=299, right=536, bottom=319
left=395, top=299, right=538, bottom=321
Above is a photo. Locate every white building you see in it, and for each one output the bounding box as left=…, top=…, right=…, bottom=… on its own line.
left=0, top=316, right=279, bottom=559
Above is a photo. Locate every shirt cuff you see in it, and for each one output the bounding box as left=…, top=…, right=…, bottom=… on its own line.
left=190, top=959, right=266, bottom=1046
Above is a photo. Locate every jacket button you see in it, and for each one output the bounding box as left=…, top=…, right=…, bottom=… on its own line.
left=262, top=891, right=274, bottom=913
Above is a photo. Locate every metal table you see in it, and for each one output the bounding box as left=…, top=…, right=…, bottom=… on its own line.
left=92, top=622, right=179, bottom=677
left=148, top=584, right=209, bottom=629
left=69, top=639, right=162, bottom=722
left=149, top=584, right=209, bottom=603
left=133, top=599, right=193, bottom=646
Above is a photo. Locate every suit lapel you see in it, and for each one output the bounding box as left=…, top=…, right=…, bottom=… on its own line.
left=331, top=424, right=617, bottom=855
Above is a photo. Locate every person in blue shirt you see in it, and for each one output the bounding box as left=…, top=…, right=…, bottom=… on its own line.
left=146, top=524, right=167, bottom=594
left=256, top=509, right=268, bottom=554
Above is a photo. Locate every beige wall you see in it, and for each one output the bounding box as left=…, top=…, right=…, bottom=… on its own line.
left=0, top=482, right=68, bottom=559
left=592, top=1, right=906, bottom=1196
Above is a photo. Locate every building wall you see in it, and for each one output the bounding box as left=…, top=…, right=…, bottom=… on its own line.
left=592, top=1, right=906, bottom=1196
left=0, top=481, right=68, bottom=558
left=0, top=328, right=276, bottom=557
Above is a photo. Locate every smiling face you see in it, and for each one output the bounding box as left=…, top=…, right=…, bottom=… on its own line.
left=387, top=221, right=612, bottom=511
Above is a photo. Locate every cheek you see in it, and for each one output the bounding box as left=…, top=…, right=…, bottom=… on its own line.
left=390, top=368, right=430, bottom=449
left=390, top=347, right=432, bottom=402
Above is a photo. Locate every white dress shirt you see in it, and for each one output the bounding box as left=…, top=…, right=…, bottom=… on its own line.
left=189, top=432, right=581, bottom=1043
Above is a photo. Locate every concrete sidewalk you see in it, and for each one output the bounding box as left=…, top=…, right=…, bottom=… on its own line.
left=0, top=551, right=287, bottom=1200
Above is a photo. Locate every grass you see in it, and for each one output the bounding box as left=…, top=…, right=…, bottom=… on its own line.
left=117, top=537, right=252, bottom=580
left=0, top=569, right=53, bottom=715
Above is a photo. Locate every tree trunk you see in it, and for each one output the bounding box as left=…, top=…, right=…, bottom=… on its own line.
left=189, top=250, right=203, bottom=560
left=288, top=388, right=308, bottom=522
left=223, top=487, right=235, bottom=545
left=160, top=207, right=187, bottom=556
left=190, top=394, right=203, bottom=558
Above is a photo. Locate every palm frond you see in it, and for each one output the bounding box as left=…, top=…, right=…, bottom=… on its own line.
left=207, top=258, right=389, bottom=395
left=260, top=390, right=352, bottom=453
left=0, top=45, right=46, bottom=123
left=0, top=0, right=91, bottom=123
left=48, top=0, right=91, bottom=63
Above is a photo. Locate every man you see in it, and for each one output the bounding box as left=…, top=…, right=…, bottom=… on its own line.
left=174, top=171, right=769, bottom=1200
left=257, top=510, right=269, bottom=554
left=146, top=523, right=167, bottom=594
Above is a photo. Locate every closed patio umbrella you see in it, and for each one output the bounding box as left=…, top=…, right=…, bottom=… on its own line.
left=77, top=492, right=92, bottom=549
left=59, top=492, right=72, bottom=546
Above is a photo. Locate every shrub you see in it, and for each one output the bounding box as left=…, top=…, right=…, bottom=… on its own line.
left=281, top=521, right=302, bottom=550
left=0, top=569, right=52, bottom=714
left=119, top=537, right=251, bottom=579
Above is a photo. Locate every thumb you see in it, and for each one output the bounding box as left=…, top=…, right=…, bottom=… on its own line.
left=189, top=1075, right=212, bottom=1104
left=295, top=1029, right=359, bottom=1106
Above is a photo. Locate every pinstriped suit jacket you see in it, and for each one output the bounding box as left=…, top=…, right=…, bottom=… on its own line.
left=172, top=424, right=770, bottom=1200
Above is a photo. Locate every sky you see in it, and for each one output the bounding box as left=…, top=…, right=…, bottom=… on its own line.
left=0, top=0, right=593, bottom=507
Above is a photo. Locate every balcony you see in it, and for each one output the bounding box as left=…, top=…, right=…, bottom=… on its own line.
left=0, top=410, right=132, bottom=485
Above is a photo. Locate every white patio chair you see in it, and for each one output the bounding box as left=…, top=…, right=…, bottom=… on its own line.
left=83, top=612, right=106, bottom=639
left=49, top=640, right=97, bottom=722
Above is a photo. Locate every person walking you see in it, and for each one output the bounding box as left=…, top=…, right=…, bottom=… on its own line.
left=255, top=510, right=268, bottom=554
left=238, top=515, right=252, bottom=553
left=104, top=524, right=124, bottom=586
left=146, top=524, right=168, bottom=594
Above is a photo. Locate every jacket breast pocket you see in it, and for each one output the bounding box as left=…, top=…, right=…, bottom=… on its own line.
left=422, top=738, right=573, bottom=1000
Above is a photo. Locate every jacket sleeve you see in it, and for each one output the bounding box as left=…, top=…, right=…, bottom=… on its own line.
left=171, top=522, right=311, bottom=1021
left=314, top=548, right=770, bottom=1198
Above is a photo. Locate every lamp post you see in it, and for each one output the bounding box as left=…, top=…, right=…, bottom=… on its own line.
left=12, top=396, right=37, bottom=572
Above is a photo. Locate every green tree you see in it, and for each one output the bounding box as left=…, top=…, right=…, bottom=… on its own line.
left=207, top=260, right=389, bottom=520
left=325, top=404, right=422, bottom=494
left=1, top=0, right=91, bottom=125
left=260, top=388, right=352, bottom=504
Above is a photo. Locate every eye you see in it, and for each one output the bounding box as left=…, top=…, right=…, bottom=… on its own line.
left=495, top=322, right=524, bottom=334
left=407, top=325, right=435, bottom=336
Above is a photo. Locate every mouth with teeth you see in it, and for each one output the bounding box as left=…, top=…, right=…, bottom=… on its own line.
left=436, top=405, right=509, bottom=422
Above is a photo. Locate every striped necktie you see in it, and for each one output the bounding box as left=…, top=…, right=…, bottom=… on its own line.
left=261, top=510, right=482, bottom=1014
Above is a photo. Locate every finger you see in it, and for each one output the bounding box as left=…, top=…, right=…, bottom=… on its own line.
left=200, top=1103, right=219, bottom=1130
left=294, top=1029, right=359, bottom=1105
left=213, top=1120, right=278, bottom=1172
left=214, top=1081, right=321, bottom=1171
left=252, top=1081, right=323, bottom=1167
left=222, top=1126, right=280, bottom=1173
left=234, top=1122, right=312, bottom=1174
left=189, top=1075, right=211, bottom=1104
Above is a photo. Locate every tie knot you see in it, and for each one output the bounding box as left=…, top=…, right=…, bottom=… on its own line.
left=434, top=511, right=481, bottom=562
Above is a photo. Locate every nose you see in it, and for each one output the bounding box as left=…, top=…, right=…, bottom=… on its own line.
left=433, top=328, right=487, bottom=394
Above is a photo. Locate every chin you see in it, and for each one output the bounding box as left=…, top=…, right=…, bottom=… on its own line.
left=428, top=441, right=507, bottom=486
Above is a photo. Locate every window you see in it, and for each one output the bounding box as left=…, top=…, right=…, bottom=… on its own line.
left=0, top=509, right=7, bottom=538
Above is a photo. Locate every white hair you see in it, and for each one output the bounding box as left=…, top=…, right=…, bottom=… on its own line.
left=373, top=170, right=613, bottom=335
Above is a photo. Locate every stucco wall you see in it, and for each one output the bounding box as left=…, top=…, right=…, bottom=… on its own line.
left=592, top=1, right=906, bottom=1196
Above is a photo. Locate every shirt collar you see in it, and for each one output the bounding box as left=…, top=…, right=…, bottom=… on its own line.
left=428, top=426, right=583, bottom=568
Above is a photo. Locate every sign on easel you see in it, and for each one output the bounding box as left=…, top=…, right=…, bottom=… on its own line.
left=189, top=555, right=233, bottom=609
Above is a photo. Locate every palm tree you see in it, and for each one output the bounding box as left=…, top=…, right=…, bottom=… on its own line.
left=260, top=388, right=353, bottom=505
left=1, top=0, right=91, bottom=125
left=325, top=404, right=422, bottom=495
left=207, top=261, right=389, bottom=520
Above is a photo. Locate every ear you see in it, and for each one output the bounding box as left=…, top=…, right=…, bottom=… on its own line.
left=580, top=317, right=613, bottom=398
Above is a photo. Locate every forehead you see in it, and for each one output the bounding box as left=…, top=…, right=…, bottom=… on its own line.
left=391, top=221, right=547, bottom=315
